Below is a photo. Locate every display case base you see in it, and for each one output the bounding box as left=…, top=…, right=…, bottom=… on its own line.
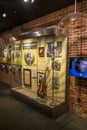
left=11, top=88, right=68, bottom=119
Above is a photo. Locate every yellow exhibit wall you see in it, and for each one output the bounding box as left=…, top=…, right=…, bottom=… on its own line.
left=21, top=38, right=38, bottom=92
left=21, top=35, right=67, bottom=104
left=49, top=37, right=67, bottom=103
left=37, top=36, right=67, bottom=103
left=22, top=38, right=37, bottom=66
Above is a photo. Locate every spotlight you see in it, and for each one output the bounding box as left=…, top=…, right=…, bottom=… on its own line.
left=23, top=0, right=29, bottom=3
left=2, top=13, right=6, bottom=18
left=31, top=0, right=35, bottom=3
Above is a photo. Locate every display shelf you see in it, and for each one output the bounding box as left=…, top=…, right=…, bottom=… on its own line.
left=11, top=88, right=68, bottom=119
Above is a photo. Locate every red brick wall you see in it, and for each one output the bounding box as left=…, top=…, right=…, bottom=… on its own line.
left=68, top=1, right=87, bottom=117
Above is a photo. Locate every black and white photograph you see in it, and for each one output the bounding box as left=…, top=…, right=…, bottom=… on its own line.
left=47, top=41, right=62, bottom=57
left=24, top=50, right=34, bottom=66
left=37, top=72, right=44, bottom=86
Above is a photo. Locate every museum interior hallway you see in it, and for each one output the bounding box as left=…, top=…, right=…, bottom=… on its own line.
left=0, top=83, right=87, bottom=130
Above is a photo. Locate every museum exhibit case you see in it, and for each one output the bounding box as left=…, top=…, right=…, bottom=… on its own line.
left=10, top=26, right=68, bottom=118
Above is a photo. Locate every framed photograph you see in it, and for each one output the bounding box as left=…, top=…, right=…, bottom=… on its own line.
left=47, top=41, right=62, bottom=57
left=39, top=47, right=45, bottom=57
left=52, top=60, right=61, bottom=71
left=54, top=41, right=62, bottom=57
left=23, top=69, right=31, bottom=86
left=47, top=42, right=54, bottom=57
left=37, top=72, right=44, bottom=86
left=24, top=49, right=34, bottom=66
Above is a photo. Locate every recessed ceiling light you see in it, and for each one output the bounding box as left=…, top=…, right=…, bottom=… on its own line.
left=31, top=0, right=35, bottom=3
left=23, top=0, right=29, bottom=3
left=2, top=13, right=6, bottom=18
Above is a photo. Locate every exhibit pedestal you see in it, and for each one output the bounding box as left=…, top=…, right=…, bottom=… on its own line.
left=11, top=88, right=68, bottom=119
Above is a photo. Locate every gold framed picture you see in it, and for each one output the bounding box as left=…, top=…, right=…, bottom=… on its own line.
left=39, top=47, right=45, bottom=57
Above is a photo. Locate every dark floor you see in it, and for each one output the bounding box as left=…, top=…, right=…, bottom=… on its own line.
left=0, top=84, right=87, bottom=130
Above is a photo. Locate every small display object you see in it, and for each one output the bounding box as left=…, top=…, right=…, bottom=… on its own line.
left=52, top=76, right=59, bottom=89
left=69, top=57, right=87, bottom=78
left=23, top=69, right=31, bottom=86
left=39, top=47, right=45, bottom=57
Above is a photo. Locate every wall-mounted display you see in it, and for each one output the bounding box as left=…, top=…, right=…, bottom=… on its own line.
left=32, top=67, right=37, bottom=78
left=22, top=42, right=37, bottom=66
left=47, top=42, right=54, bottom=57
left=55, top=41, right=62, bottom=57
left=52, top=60, right=61, bottom=71
left=39, top=47, right=45, bottom=57
left=24, top=49, right=34, bottom=66
left=7, top=43, right=13, bottom=63
left=1, top=45, right=8, bottom=63
left=13, top=43, right=21, bottom=65
left=23, top=69, right=31, bottom=87
left=47, top=41, right=62, bottom=57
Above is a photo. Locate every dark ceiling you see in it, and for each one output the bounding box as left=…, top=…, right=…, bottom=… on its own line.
left=0, top=0, right=82, bottom=33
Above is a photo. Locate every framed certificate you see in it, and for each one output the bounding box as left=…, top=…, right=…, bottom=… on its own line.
left=23, top=69, right=31, bottom=86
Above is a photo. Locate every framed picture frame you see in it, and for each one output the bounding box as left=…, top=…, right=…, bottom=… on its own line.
left=52, top=60, right=61, bottom=71
left=39, top=47, right=45, bottom=57
left=37, top=72, right=44, bottom=86
left=23, top=69, right=31, bottom=86
left=47, top=41, right=62, bottom=57
left=55, top=41, right=62, bottom=57
left=47, top=42, right=54, bottom=57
